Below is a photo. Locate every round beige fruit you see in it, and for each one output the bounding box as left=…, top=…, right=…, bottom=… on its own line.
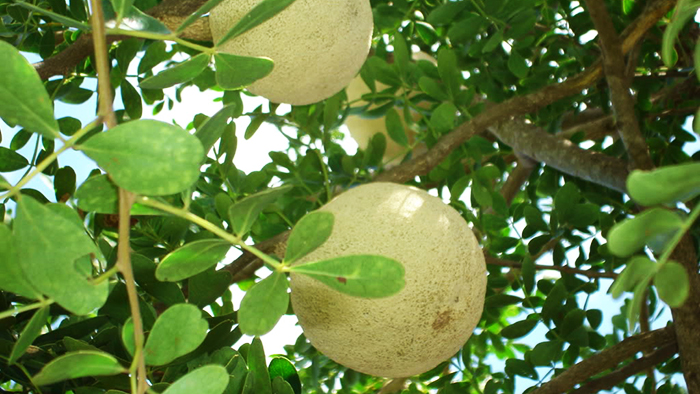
left=209, top=0, right=373, bottom=105
left=289, top=182, right=487, bottom=378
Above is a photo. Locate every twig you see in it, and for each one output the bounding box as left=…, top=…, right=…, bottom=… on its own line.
left=528, top=326, right=676, bottom=394
left=88, top=0, right=145, bottom=391
left=484, top=255, right=617, bottom=280
left=570, top=342, right=678, bottom=394
left=499, top=154, right=537, bottom=206
left=583, top=0, right=654, bottom=171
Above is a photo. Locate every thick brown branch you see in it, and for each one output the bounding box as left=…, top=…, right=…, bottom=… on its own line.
left=584, top=0, right=654, bottom=171
left=669, top=235, right=700, bottom=393
left=529, top=326, right=677, bottom=394
left=570, top=342, right=678, bottom=394
left=484, top=255, right=618, bottom=280
left=489, top=118, right=629, bottom=193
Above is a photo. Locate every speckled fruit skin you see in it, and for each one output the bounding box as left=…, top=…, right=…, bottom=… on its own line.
left=289, top=182, right=487, bottom=378
left=209, top=0, right=373, bottom=105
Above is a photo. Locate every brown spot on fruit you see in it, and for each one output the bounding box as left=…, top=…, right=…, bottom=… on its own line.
left=432, top=310, right=452, bottom=330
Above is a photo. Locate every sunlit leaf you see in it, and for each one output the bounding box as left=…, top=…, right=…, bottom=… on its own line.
left=162, top=365, right=229, bottom=394
left=284, top=211, right=334, bottom=264
left=610, top=256, right=657, bottom=298
left=385, top=108, right=409, bottom=147
left=247, top=338, right=272, bottom=394
left=0, top=224, right=38, bottom=298
left=143, top=303, right=209, bottom=366
left=238, top=271, right=289, bottom=336
left=627, top=163, right=700, bottom=206
left=139, top=54, right=211, bottom=89
left=79, top=120, right=204, bottom=196
left=0, top=41, right=59, bottom=139
left=607, top=208, right=684, bottom=257
left=214, top=53, right=274, bottom=90
left=289, top=254, right=405, bottom=298
left=32, top=351, right=126, bottom=386
left=75, top=174, right=163, bottom=215
left=15, top=197, right=108, bottom=315
left=156, top=239, right=231, bottom=282
left=14, top=1, right=91, bottom=30
left=268, top=357, right=301, bottom=394
left=654, top=261, right=690, bottom=307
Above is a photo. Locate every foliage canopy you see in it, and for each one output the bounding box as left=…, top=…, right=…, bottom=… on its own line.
left=0, top=0, right=699, bottom=393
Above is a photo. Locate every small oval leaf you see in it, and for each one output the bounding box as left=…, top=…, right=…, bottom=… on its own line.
left=606, top=208, right=684, bottom=257
left=228, top=185, right=293, bottom=236
left=162, top=365, right=229, bottom=394
left=610, top=256, right=658, bottom=299
left=156, top=239, right=231, bottom=282
left=289, top=254, right=405, bottom=298
left=32, top=351, right=126, bottom=386
left=238, top=271, right=289, bottom=336
left=654, top=261, right=690, bottom=308
left=500, top=319, right=537, bottom=339
left=215, top=0, right=297, bottom=46
left=9, top=306, right=50, bottom=364
left=215, top=53, right=274, bottom=90
left=139, top=53, right=211, bottom=89
left=284, top=211, right=334, bottom=264
left=79, top=120, right=204, bottom=196
left=627, top=163, right=700, bottom=206
left=143, top=303, right=209, bottom=366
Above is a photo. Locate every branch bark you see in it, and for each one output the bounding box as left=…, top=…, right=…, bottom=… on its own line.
left=583, top=0, right=654, bottom=171
left=570, top=342, right=678, bottom=394
left=488, top=117, right=629, bottom=193
left=528, top=326, right=677, bottom=394
left=484, top=255, right=618, bottom=280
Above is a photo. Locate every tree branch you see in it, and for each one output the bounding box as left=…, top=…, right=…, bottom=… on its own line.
left=529, top=326, right=677, bottom=394
left=669, top=234, right=700, bottom=393
left=34, top=0, right=210, bottom=80
left=583, top=0, right=654, bottom=171
left=488, top=117, right=629, bottom=193
left=484, top=255, right=618, bottom=280
left=570, top=342, right=678, bottom=394
left=499, top=154, right=537, bottom=206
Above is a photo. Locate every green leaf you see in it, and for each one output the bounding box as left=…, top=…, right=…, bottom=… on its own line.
left=0, top=146, right=29, bottom=171
left=79, top=120, right=204, bottom=196
left=75, top=174, right=163, bottom=215
left=105, top=4, right=171, bottom=35
left=289, top=254, right=405, bottom=298
left=215, top=0, right=297, bottom=46
left=529, top=341, right=563, bottom=366
left=628, top=278, right=652, bottom=330
left=32, top=351, right=126, bottom=386
left=505, top=358, right=537, bottom=379
left=285, top=211, right=334, bottom=264
left=437, top=48, right=462, bottom=99
left=418, top=76, right=449, bottom=101
left=15, top=197, right=108, bottom=315
left=139, top=54, right=211, bottom=89
left=189, top=267, right=233, bottom=307
left=384, top=108, right=409, bottom=147
left=111, top=0, right=135, bottom=22
left=627, top=163, right=700, bottom=206
left=364, top=133, right=387, bottom=167
left=54, top=166, right=77, bottom=201
left=143, top=303, right=209, bottom=366
left=272, top=376, right=295, bottom=394
left=447, top=13, right=488, bottom=43
left=554, top=182, right=580, bottom=224
left=13, top=1, right=90, bottom=30
left=247, top=338, right=272, bottom=394
left=393, top=32, right=409, bottom=79
left=610, top=256, right=658, bottom=298
left=214, top=53, right=274, bottom=90
left=162, top=365, right=229, bottom=394
left=500, top=318, right=537, bottom=339
left=228, top=185, right=293, bottom=236
left=654, top=261, right=690, bottom=307
left=587, top=309, right=603, bottom=329
left=9, top=306, right=49, bottom=364
left=0, top=224, right=38, bottom=298
left=662, top=0, right=699, bottom=67
left=482, top=29, right=503, bottom=53
left=485, top=294, right=523, bottom=308
left=131, top=254, right=185, bottom=306
left=507, top=50, right=529, bottom=79
left=238, top=271, right=289, bottom=336
left=0, top=41, right=59, bottom=139
left=430, top=102, right=457, bottom=133
left=606, top=208, right=684, bottom=257
left=195, top=104, right=241, bottom=155
left=176, top=0, right=226, bottom=33
left=120, top=78, right=142, bottom=120
left=268, top=357, right=301, bottom=394
left=156, top=239, right=231, bottom=282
